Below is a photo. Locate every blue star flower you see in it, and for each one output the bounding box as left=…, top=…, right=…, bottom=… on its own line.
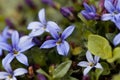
left=77, top=51, right=103, bottom=76
left=0, top=31, right=35, bottom=66
left=101, top=0, right=120, bottom=29
left=40, top=25, right=75, bottom=56
left=0, top=62, right=27, bottom=80
left=27, top=8, right=61, bottom=37
left=81, top=3, right=97, bottom=20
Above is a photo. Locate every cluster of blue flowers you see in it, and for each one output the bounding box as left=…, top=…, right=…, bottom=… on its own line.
left=0, top=8, right=75, bottom=79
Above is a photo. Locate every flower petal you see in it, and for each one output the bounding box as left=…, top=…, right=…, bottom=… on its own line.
left=101, top=14, right=113, bottom=21
left=12, top=31, right=19, bottom=48
left=0, top=49, right=2, bottom=56
left=27, top=22, right=44, bottom=30
left=14, top=68, right=28, bottom=76
left=116, top=0, right=120, bottom=11
left=95, top=63, right=103, bottom=69
left=86, top=51, right=94, bottom=63
left=57, top=41, right=70, bottom=56
left=81, top=10, right=93, bottom=19
left=2, top=53, right=14, bottom=72
left=40, top=40, right=56, bottom=48
left=47, top=21, right=61, bottom=32
left=104, top=0, right=115, bottom=13
left=18, top=36, right=35, bottom=52
left=0, top=72, right=9, bottom=79
left=61, top=25, right=75, bottom=39
left=38, top=8, right=46, bottom=24
left=83, top=3, right=92, bottom=12
left=2, top=27, right=10, bottom=39
left=77, top=61, right=89, bottom=67
left=16, top=53, right=29, bottom=66
left=47, top=26, right=59, bottom=39
left=83, top=66, right=92, bottom=76
left=0, top=42, right=12, bottom=51
left=113, top=33, right=120, bottom=46
left=94, top=56, right=100, bottom=63
left=29, top=28, right=44, bottom=37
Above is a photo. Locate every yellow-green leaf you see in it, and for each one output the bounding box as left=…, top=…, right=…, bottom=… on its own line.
left=112, top=74, right=120, bottom=80
left=88, top=35, right=112, bottom=59
left=107, top=47, right=120, bottom=63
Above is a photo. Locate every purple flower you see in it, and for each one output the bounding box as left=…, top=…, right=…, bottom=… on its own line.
left=0, top=31, right=35, bottom=66
left=113, top=33, right=120, bottom=46
left=60, top=7, right=75, bottom=21
left=77, top=51, right=103, bottom=76
left=40, top=25, right=75, bottom=56
left=101, top=0, right=120, bottom=29
left=41, top=0, right=53, bottom=6
left=81, top=3, right=97, bottom=20
left=0, top=63, right=27, bottom=80
left=27, top=8, right=61, bottom=37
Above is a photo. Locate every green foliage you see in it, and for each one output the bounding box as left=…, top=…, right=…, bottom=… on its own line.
left=88, top=34, right=112, bottom=59
left=101, top=62, right=110, bottom=75
left=52, top=60, right=72, bottom=79
left=112, top=74, right=120, bottom=80
left=107, top=47, right=120, bottom=63
left=37, top=60, right=72, bottom=80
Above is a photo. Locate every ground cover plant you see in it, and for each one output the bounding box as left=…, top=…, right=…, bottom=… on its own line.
left=0, top=0, right=120, bottom=80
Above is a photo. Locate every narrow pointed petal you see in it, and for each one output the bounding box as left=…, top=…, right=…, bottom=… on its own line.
left=57, top=41, right=69, bottom=56
left=2, top=53, right=14, bottom=72
left=29, top=29, right=44, bottom=37
left=113, top=33, right=120, bottom=46
left=0, top=42, right=12, bottom=51
left=14, top=68, right=28, bottom=76
left=0, top=72, right=9, bottom=79
left=2, top=27, right=10, bottom=39
left=81, top=10, right=93, bottom=19
left=16, top=53, right=29, bottom=66
left=116, top=0, right=120, bottom=11
left=12, top=31, right=19, bottom=48
left=114, top=20, right=120, bottom=30
left=0, top=49, right=2, bottom=56
left=18, top=36, right=35, bottom=52
left=104, top=0, right=115, bottom=13
left=27, top=22, right=44, bottom=30
left=83, top=3, right=92, bottom=12
left=86, top=51, right=94, bottom=63
left=38, top=8, right=46, bottom=24
left=40, top=40, right=56, bottom=48
left=90, top=5, right=96, bottom=13
left=47, top=27, right=59, bottom=39
left=94, top=56, right=100, bottom=63
left=83, top=66, right=92, bottom=76
left=77, top=61, right=89, bottom=67
left=95, top=63, right=103, bottom=69
left=61, top=25, right=75, bottom=39
left=101, top=14, right=113, bottom=21
left=47, top=21, right=61, bottom=32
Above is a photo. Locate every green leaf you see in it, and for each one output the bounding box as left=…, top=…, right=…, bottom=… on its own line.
left=112, top=74, right=120, bottom=80
left=78, top=13, right=89, bottom=26
left=37, top=68, right=51, bottom=79
left=52, top=60, right=72, bottom=79
left=107, top=47, right=120, bottom=63
left=101, top=62, right=110, bottom=75
left=88, top=35, right=112, bottom=59
left=95, top=68, right=103, bottom=80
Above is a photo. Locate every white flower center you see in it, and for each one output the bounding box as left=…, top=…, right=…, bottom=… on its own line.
left=88, top=62, right=94, bottom=67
